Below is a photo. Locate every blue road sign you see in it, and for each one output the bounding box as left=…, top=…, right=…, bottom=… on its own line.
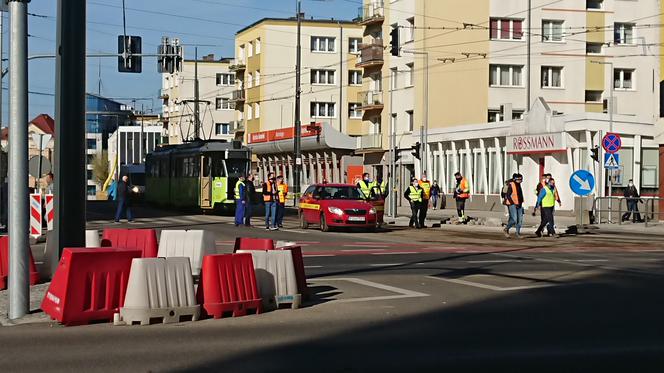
left=569, top=170, right=595, bottom=196
left=604, top=153, right=620, bottom=169
left=602, top=133, right=622, bottom=154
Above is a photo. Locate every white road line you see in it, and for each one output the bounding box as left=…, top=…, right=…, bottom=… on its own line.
left=309, top=277, right=428, bottom=303
left=343, top=244, right=389, bottom=248
left=467, top=260, right=515, bottom=264
left=371, top=252, right=418, bottom=255
left=341, top=248, right=386, bottom=252
left=428, top=276, right=554, bottom=292
left=34, top=261, right=44, bottom=265
left=304, top=265, right=323, bottom=269
left=304, top=254, right=335, bottom=258
left=568, top=259, right=609, bottom=262
left=369, top=263, right=405, bottom=267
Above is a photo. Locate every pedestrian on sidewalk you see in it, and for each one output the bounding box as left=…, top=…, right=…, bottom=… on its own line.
left=418, top=172, right=432, bottom=228
left=244, top=173, right=256, bottom=227
left=430, top=181, right=441, bottom=210
left=622, top=179, right=644, bottom=223
left=534, top=178, right=557, bottom=237
left=453, top=172, right=470, bottom=221
left=536, top=173, right=560, bottom=207
left=405, top=178, right=423, bottom=229
left=502, top=173, right=524, bottom=239
left=234, top=175, right=247, bottom=227
left=114, top=175, right=134, bottom=223
left=262, top=172, right=279, bottom=230
left=276, top=175, right=288, bottom=228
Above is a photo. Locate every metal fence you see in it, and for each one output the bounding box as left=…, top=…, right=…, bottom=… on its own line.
left=644, top=198, right=663, bottom=227
left=592, top=197, right=626, bottom=224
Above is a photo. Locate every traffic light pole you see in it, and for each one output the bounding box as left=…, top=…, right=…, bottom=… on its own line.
left=293, top=0, right=302, bottom=195
left=194, top=46, right=200, bottom=140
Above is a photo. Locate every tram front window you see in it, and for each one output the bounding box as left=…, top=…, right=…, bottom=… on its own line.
left=225, top=158, right=249, bottom=178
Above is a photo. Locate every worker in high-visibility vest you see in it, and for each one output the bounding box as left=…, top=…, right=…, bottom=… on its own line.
left=453, top=172, right=470, bottom=221
left=534, top=178, right=557, bottom=238
left=276, top=175, right=288, bottom=228
left=234, top=175, right=246, bottom=227
left=502, top=173, right=524, bottom=238
left=371, top=174, right=388, bottom=199
left=262, top=172, right=279, bottom=230
left=404, top=178, right=424, bottom=229
left=357, top=173, right=372, bottom=200
left=418, top=172, right=432, bottom=228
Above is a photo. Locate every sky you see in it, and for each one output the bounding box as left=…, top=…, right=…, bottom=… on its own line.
left=2, top=0, right=360, bottom=124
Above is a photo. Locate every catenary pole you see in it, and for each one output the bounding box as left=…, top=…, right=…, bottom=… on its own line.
left=293, top=0, right=302, bottom=195
left=8, top=0, right=30, bottom=320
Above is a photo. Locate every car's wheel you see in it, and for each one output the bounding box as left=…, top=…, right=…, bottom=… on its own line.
left=320, top=213, right=330, bottom=232
left=299, top=211, right=309, bottom=229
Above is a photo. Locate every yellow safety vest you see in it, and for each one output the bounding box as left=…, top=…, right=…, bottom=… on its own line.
left=235, top=180, right=245, bottom=200
left=419, top=180, right=431, bottom=199
left=358, top=180, right=371, bottom=198
left=408, top=186, right=422, bottom=203
left=541, top=186, right=555, bottom=208
left=277, top=183, right=288, bottom=204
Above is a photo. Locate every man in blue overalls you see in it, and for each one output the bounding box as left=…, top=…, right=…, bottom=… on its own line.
left=234, top=175, right=247, bottom=227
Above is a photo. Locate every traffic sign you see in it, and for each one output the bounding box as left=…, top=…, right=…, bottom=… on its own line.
left=569, top=170, right=595, bottom=196
left=604, top=153, right=620, bottom=169
left=602, top=133, right=622, bottom=154
left=31, top=133, right=52, bottom=151
left=28, top=156, right=52, bottom=178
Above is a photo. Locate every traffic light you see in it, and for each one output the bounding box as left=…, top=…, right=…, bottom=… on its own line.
left=390, top=25, right=400, bottom=57
left=590, top=146, right=599, bottom=162
left=157, top=37, right=183, bottom=74
left=411, top=142, right=421, bottom=160
left=394, top=147, right=401, bottom=162
left=118, top=35, right=142, bottom=73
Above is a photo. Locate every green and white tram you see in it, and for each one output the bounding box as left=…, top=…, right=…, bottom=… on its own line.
left=145, top=140, right=251, bottom=212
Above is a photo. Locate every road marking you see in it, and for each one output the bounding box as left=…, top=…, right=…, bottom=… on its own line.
left=428, top=276, right=554, bottom=292
left=34, top=261, right=44, bottom=265
left=304, top=254, right=335, bottom=258
left=304, top=265, right=323, bottom=269
left=467, top=260, right=515, bottom=264
left=568, top=259, right=609, bottom=262
left=371, top=252, right=418, bottom=255
left=343, top=244, right=389, bottom=248
left=369, top=263, right=404, bottom=267
left=309, top=277, right=428, bottom=303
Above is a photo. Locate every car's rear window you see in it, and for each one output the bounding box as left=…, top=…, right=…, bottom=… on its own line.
left=317, top=186, right=364, bottom=200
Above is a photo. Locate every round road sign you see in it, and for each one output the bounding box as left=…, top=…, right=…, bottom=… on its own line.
left=602, top=133, right=622, bottom=154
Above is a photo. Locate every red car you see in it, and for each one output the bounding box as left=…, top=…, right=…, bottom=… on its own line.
left=299, top=183, right=383, bottom=232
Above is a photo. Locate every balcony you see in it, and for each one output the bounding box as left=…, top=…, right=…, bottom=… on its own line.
left=359, top=90, right=384, bottom=111
left=357, top=2, right=384, bottom=26
left=358, top=134, right=383, bottom=150
left=229, top=59, right=246, bottom=72
left=231, top=89, right=246, bottom=103
left=356, top=42, right=384, bottom=68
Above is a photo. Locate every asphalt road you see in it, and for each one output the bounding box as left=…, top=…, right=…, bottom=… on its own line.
left=2, top=202, right=664, bottom=372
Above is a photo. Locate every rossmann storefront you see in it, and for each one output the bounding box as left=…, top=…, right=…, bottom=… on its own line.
left=415, top=99, right=662, bottom=212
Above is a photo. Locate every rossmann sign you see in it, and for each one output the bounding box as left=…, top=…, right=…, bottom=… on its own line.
left=506, top=132, right=566, bottom=155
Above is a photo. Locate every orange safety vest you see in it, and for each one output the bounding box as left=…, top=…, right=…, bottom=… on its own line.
left=277, top=183, right=288, bottom=204
left=458, top=178, right=470, bottom=199
left=504, top=181, right=520, bottom=205
left=419, top=180, right=431, bottom=200
left=263, top=180, right=274, bottom=202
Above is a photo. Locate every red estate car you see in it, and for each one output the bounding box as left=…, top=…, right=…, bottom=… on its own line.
left=299, top=184, right=384, bottom=232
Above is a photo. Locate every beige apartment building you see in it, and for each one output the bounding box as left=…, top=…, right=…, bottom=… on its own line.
left=161, top=54, right=237, bottom=144
left=360, top=0, right=664, bottom=212
left=233, top=16, right=370, bottom=188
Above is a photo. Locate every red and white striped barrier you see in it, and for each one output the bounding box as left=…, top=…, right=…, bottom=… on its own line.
left=30, top=193, right=42, bottom=238
left=45, top=194, right=54, bottom=231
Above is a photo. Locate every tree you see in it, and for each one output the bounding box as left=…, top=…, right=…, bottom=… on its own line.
left=91, top=150, right=110, bottom=185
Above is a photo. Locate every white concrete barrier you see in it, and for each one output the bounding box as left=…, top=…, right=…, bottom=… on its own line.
left=118, top=257, right=199, bottom=326
left=85, top=230, right=101, bottom=248
left=157, top=230, right=216, bottom=276
left=236, top=250, right=301, bottom=309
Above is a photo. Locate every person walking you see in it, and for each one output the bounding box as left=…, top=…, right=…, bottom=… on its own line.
left=622, top=179, right=644, bottom=223
left=114, top=175, right=134, bottom=223
left=405, top=178, right=423, bottom=229
left=534, top=178, right=557, bottom=237
left=276, top=175, right=288, bottom=228
left=536, top=173, right=560, bottom=207
left=503, top=173, right=524, bottom=239
left=262, top=172, right=279, bottom=230
left=371, top=173, right=389, bottom=199
left=430, top=181, right=441, bottom=210
left=357, top=172, right=372, bottom=200
left=234, top=175, right=247, bottom=227
left=453, top=172, right=470, bottom=221
left=244, top=173, right=256, bottom=227
left=418, top=172, right=432, bottom=228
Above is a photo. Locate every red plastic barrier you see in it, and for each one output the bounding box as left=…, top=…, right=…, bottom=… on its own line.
left=197, top=253, right=262, bottom=318
left=233, top=237, right=275, bottom=252
left=40, top=248, right=142, bottom=326
left=0, top=236, right=40, bottom=290
left=101, top=229, right=158, bottom=258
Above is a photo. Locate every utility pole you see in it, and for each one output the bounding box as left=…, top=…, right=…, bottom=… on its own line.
left=0, top=8, right=5, bottom=232
left=194, top=46, right=200, bottom=140
left=8, top=0, right=30, bottom=320
left=526, top=0, right=532, bottom=111
left=339, top=22, right=343, bottom=133
left=53, top=0, right=86, bottom=275
left=293, top=0, right=302, bottom=195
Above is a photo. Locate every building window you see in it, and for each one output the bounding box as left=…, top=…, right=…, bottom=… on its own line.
left=86, top=139, right=97, bottom=150
left=247, top=73, right=253, bottom=88
left=215, top=123, right=230, bottom=135
left=255, top=70, right=261, bottom=86
left=238, top=45, right=245, bottom=62
left=586, top=42, right=603, bottom=54
left=215, top=97, right=234, bottom=110
left=247, top=104, right=253, bottom=120
left=311, top=36, right=336, bottom=52
left=406, top=63, right=414, bottom=86
left=310, top=102, right=336, bottom=118
left=87, top=185, right=97, bottom=196
left=390, top=67, right=397, bottom=90
left=585, top=90, right=603, bottom=102
left=349, top=103, right=362, bottom=119
left=311, top=69, right=336, bottom=85
left=587, top=0, right=603, bottom=10
left=542, top=20, right=564, bottom=42
left=216, top=73, right=234, bottom=86
left=488, top=109, right=502, bottom=123
left=247, top=41, right=254, bottom=57
left=87, top=170, right=93, bottom=180
left=406, top=17, right=415, bottom=42
left=349, top=38, right=362, bottom=54
left=254, top=103, right=260, bottom=119
left=406, top=110, right=414, bottom=132
left=489, top=18, right=523, bottom=40
left=642, top=148, right=659, bottom=187
left=614, top=68, right=634, bottom=90
left=255, top=38, right=261, bottom=54
left=614, top=23, right=635, bottom=45
left=490, top=64, right=523, bottom=87
left=541, top=66, right=563, bottom=88
left=349, top=70, right=362, bottom=85
left=512, top=110, right=524, bottom=120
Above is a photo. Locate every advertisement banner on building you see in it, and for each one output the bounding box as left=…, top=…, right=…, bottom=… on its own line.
left=506, top=132, right=567, bottom=155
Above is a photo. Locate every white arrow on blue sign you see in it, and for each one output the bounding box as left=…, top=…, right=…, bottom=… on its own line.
left=569, top=170, right=595, bottom=196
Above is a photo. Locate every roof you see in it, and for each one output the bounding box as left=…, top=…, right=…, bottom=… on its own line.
left=236, top=16, right=359, bottom=35
left=0, top=114, right=55, bottom=141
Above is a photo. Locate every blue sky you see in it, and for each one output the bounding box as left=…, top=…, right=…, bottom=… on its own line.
left=4, top=0, right=359, bottom=123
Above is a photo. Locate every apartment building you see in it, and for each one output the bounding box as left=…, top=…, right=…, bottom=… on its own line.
left=161, top=54, right=236, bottom=144
left=233, top=16, right=367, bottom=188
left=361, top=0, right=664, bottom=211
